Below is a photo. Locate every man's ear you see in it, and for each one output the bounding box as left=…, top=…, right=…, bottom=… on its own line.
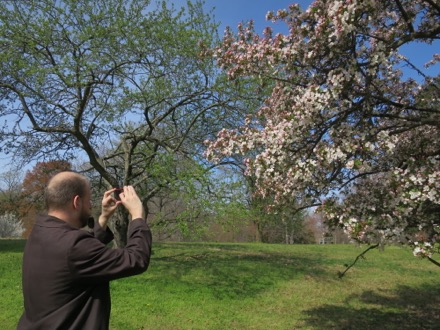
left=73, top=195, right=81, bottom=210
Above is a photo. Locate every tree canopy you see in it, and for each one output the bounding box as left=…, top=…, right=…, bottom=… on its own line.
left=206, top=0, right=440, bottom=261
left=0, top=0, right=259, bottom=246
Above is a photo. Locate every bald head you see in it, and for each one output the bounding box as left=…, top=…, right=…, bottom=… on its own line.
left=45, top=172, right=90, bottom=212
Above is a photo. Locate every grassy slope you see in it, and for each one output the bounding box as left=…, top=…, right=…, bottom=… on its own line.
left=1, top=240, right=439, bottom=329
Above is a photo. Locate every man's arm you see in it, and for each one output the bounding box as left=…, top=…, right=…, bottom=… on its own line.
left=69, top=186, right=151, bottom=281
left=69, top=220, right=152, bottom=281
left=98, top=188, right=122, bottom=230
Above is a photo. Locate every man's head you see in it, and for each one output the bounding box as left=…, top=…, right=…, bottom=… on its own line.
left=45, top=171, right=92, bottom=227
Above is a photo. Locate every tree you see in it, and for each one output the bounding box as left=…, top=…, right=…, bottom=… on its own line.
left=0, top=170, right=24, bottom=216
left=209, top=160, right=313, bottom=244
left=205, top=1, right=440, bottom=262
left=20, top=161, right=72, bottom=235
left=0, top=0, right=256, bottom=246
left=0, top=212, right=24, bottom=238
left=143, top=153, right=217, bottom=241
left=22, top=160, right=72, bottom=207
left=0, top=169, right=29, bottom=236
left=254, top=206, right=312, bottom=244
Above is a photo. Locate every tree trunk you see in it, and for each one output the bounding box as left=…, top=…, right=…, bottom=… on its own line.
left=111, top=208, right=129, bottom=247
left=253, top=221, right=262, bottom=242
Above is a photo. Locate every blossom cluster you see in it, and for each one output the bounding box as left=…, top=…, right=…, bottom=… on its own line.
left=205, top=0, right=440, bottom=259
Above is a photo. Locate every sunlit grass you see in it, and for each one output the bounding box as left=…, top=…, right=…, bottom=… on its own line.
left=0, top=240, right=26, bottom=327
left=1, top=240, right=439, bottom=329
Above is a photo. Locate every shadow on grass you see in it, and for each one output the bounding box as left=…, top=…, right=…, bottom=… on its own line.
left=302, top=283, right=440, bottom=329
left=148, top=242, right=330, bottom=300
left=0, top=239, right=26, bottom=253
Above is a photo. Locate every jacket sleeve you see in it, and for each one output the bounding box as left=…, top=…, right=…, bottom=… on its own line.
left=68, top=219, right=152, bottom=282
left=92, top=221, right=115, bottom=245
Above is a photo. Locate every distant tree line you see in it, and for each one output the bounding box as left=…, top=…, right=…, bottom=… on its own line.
left=0, top=161, right=338, bottom=243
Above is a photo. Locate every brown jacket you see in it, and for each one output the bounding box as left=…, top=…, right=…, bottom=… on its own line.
left=17, top=215, right=152, bottom=330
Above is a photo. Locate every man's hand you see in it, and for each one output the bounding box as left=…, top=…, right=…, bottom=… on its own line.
left=98, top=188, right=122, bottom=229
left=118, top=186, right=145, bottom=221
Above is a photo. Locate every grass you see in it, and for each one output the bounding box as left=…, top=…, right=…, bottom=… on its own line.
left=1, top=240, right=439, bottom=329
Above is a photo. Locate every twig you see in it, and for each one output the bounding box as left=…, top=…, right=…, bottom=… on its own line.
left=338, top=243, right=380, bottom=279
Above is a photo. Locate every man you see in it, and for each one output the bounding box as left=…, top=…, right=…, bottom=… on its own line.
left=17, top=171, right=152, bottom=330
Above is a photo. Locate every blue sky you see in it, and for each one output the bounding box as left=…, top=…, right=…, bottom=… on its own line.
left=203, top=0, right=312, bottom=33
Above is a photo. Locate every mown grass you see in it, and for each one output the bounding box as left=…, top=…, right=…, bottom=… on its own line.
left=1, top=240, right=439, bottom=329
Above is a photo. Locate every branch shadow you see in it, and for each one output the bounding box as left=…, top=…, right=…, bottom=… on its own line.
left=302, top=283, right=440, bottom=329
left=149, top=242, right=329, bottom=300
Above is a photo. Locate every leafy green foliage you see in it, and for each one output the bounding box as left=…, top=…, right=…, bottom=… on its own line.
left=0, top=0, right=260, bottom=246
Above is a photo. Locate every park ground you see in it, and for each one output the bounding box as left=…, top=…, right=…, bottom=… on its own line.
left=1, top=240, right=439, bottom=329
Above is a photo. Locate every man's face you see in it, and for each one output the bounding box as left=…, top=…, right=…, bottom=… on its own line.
left=79, top=186, right=93, bottom=228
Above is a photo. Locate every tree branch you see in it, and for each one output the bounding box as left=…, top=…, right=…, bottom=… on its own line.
left=338, top=243, right=380, bottom=278
left=427, top=256, right=440, bottom=267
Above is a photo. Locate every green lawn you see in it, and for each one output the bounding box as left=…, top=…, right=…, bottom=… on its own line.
left=1, top=240, right=439, bottom=329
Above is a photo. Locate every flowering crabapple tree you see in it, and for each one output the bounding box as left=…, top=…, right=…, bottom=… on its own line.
left=205, top=0, right=440, bottom=264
